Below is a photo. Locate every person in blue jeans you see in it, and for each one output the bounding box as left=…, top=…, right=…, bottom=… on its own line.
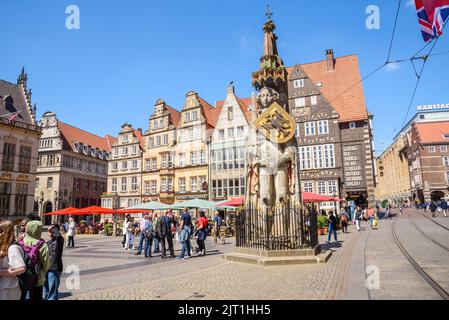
left=327, top=211, right=338, bottom=243
left=177, top=208, right=193, bottom=260
left=44, top=224, right=64, bottom=300
left=135, top=215, right=150, bottom=256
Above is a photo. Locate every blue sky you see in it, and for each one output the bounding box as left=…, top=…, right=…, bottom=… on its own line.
left=1, top=0, right=448, bottom=155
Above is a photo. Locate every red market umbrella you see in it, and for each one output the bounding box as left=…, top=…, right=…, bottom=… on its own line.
left=217, top=198, right=244, bottom=207
left=43, top=207, right=79, bottom=216
left=74, top=206, right=117, bottom=215
left=301, top=192, right=336, bottom=203
left=115, top=209, right=152, bottom=214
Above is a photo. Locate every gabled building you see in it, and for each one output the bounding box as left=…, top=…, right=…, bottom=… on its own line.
left=174, top=91, right=216, bottom=201
left=142, top=99, right=181, bottom=204
left=0, top=69, right=40, bottom=219
left=210, top=84, right=254, bottom=201
left=102, top=123, right=144, bottom=209
left=36, top=112, right=114, bottom=224
left=288, top=50, right=375, bottom=207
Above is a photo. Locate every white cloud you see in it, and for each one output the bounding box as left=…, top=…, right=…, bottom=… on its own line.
left=406, top=0, right=415, bottom=8
left=386, top=62, right=401, bottom=71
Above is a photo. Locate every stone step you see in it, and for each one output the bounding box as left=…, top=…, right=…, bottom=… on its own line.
left=224, top=250, right=332, bottom=266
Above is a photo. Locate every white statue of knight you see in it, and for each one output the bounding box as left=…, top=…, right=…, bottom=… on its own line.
left=246, top=86, right=296, bottom=222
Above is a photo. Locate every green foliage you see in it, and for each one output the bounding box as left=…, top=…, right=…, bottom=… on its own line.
left=317, top=215, right=328, bottom=229
left=103, top=223, right=113, bottom=236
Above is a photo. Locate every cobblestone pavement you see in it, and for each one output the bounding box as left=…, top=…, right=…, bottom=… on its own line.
left=58, top=209, right=449, bottom=300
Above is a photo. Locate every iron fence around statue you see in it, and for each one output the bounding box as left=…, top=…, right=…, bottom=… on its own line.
left=235, top=202, right=318, bottom=250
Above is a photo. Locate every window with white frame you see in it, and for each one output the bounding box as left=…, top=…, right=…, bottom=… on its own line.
left=112, top=162, right=118, bottom=171
left=161, top=178, right=167, bottom=192
left=349, top=122, right=356, bottom=129
left=237, top=126, right=244, bottom=136
left=156, top=136, right=161, bottom=147
left=151, top=158, right=157, bottom=171
left=303, top=181, right=313, bottom=193
left=192, top=111, right=198, bottom=121
left=299, top=144, right=335, bottom=169
left=185, top=112, right=190, bottom=123
left=219, top=130, right=225, bottom=141
left=121, top=147, right=128, bottom=156
left=199, top=176, right=206, bottom=191
left=188, top=128, right=194, bottom=141
left=161, top=154, right=168, bottom=169
left=151, top=180, right=157, bottom=194
left=132, top=160, right=138, bottom=169
left=121, top=161, right=128, bottom=170
left=305, top=122, right=316, bottom=136
left=121, top=177, right=127, bottom=192
left=200, top=151, right=206, bottom=165
left=148, top=137, right=154, bottom=148
left=227, top=128, right=234, bottom=139
left=132, top=145, right=137, bottom=155
left=295, top=97, right=306, bottom=108
left=145, top=159, right=150, bottom=172
left=428, top=146, right=436, bottom=153
left=191, top=151, right=197, bottom=166
left=317, top=181, right=326, bottom=194
left=179, top=153, right=185, bottom=167
left=327, top=180, right=337, bottom=195
left=168, top=154, right=174, bottom=168
left=294, top=79, right=304, bottom=88
left=443, top=156, right=449, bottom=166
left=163, top=134, right=168, bottom=145
left=144, top=181, right=150, bottom=195
left=318, top=120, right=329, bottom=135
left=167, top=177, right=173, bottom=191
left=154, top=121, right=158, bottom=130
left=179, top=178, right=186, bottom=193
left=311, top=95, right=318, bottom=106
left=131, top=177, right=138, bottom=191
left=112, top=178, right=117, bottom=192
left=194, top=127, right=201, bottom=140
left=441, top=146, right=448, bottom=152
left=190, top=177, right=198, bottom=192
left=114, top=148, right=119, bottom=157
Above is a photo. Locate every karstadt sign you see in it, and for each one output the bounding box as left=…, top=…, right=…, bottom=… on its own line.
left=417, top=103, right=449, bottom=111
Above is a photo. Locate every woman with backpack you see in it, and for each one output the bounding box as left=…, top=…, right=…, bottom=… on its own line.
left=18, top=220, right=50, bottom=301
left=0, top=221, right=26, bottom=300
left=44, top=224, right=64, bottom=300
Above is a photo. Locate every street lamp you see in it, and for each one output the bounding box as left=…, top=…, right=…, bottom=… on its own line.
left=39, top=191, right=44, bottom=223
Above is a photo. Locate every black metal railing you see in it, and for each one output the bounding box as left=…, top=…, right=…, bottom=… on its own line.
left=235, top=202, right=318, bottom=250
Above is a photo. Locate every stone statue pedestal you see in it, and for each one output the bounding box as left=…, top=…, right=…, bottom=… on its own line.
left=224, top=246, right=331, bottom=266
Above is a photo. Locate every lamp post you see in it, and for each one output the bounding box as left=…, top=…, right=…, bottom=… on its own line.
left=39, top=191, right=44, bottom=224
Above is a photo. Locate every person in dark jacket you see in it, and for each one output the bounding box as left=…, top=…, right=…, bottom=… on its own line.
left=429, top=201, right=437, bottom=217
left=327, top=211, right=338, bottom=243
left=158, top=211, right=175, bottom=259
left=44, top=224, right=64, bottom=300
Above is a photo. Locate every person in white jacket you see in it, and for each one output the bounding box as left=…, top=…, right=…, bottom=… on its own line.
left=66, top=217, right=76, bottom=248
left=124, top=217, right=135, bottom=251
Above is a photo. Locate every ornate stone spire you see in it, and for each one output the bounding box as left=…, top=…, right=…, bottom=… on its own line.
left=17, top=67, right=28, bottom=87
left=252, top=6, right=288, bottom=93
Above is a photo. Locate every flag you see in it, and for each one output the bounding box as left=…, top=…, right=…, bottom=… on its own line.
left=2, top=112, right=21, bottom=121
left=415, top=0, right=449, bottom=42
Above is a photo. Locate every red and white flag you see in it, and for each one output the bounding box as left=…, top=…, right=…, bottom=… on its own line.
left=415, top=0, right=449, bottom=42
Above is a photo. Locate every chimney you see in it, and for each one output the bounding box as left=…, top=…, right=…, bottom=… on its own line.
left=325, top=49, right=335, bottom=71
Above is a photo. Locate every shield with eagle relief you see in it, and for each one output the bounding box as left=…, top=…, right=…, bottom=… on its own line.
left=255, top=101, right=296, bottom=144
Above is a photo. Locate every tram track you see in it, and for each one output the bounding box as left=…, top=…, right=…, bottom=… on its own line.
left=391, top=217, right=449, bottom=300
left=407, top=213, right=449, bottom=253
left=416, top=211, right=449, bottom=232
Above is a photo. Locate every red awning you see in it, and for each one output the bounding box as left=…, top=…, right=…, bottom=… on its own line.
left=217, top=198, right=244, bottom=207
left=74, top=206, right=117, bottom=215
left=43, top=207, right=79, bottom=216
left=302, top=192, right=336, bottom=203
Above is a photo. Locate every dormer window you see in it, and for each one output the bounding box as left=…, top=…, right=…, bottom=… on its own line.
left=83, top=145, right=88, bottom=154
left=443, top=133, right=449, bottom=139
left=294, top=79, right=304, bottom=88
left=349, top=122, right=356, bottom=129
left=228, top=107, right=233, bottom=121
